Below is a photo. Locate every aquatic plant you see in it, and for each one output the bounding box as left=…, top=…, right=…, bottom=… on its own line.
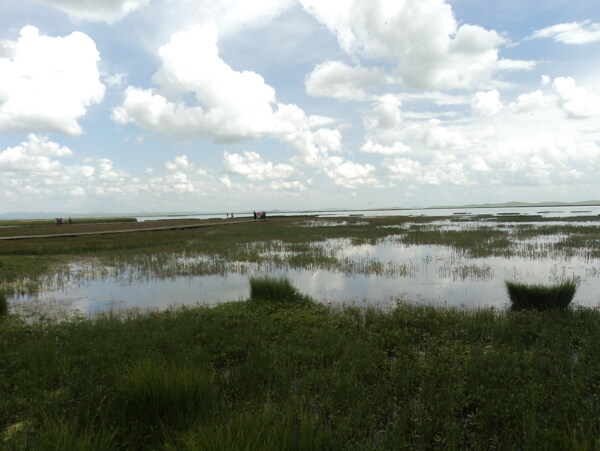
left=505, top=279, right=577, bottom=311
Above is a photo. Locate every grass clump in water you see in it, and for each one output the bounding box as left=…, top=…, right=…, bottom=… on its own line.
left=249, top=275, right=310, bottom=303
left=0, top=291, right=7, bottom=317
left=506, top=279, right=577, bottom=311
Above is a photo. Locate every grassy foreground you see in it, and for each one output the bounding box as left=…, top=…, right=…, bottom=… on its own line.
left=2, top=299, right=600, bottom=449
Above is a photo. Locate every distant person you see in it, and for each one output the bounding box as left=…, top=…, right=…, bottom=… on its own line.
left=68, top=217, right=72, bottom=224
left=253, top=211, right=257, bottom=220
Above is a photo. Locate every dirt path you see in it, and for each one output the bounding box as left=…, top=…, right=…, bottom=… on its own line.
left=0, top=219, right=258, bottom=240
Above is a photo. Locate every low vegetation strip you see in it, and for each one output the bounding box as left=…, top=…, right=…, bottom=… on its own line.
left=2, top=299, right=600, bottom=449
left=0, top=217, right=138, bottom=228
left=0, top=219, right=257, bottom=240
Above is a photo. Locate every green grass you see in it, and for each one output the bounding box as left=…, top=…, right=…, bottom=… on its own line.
left=506, top=280, right=578, bottom=311
left=3, top=301, right=600, bottom=449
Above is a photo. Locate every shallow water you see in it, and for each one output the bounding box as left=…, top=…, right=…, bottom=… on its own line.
left=11, top=234, right=600, bottom=317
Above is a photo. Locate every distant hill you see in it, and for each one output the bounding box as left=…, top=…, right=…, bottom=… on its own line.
left=428, top=200, right=600, bottom=209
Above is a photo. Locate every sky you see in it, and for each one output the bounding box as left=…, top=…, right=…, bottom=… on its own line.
left=1, top=0, right=600, bottom=214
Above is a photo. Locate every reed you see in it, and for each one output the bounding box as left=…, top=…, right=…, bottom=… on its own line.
left=505, top=279, right=577, bottom=311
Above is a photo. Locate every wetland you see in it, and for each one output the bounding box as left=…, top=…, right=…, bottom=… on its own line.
left=2, top=213, right=600, bottom=318
left=4, top=212, right=600, bottom=448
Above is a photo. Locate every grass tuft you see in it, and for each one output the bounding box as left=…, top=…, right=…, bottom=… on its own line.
left=505, top=279, right=577, bottom=311
left=249, top=275, right=309, bottom=303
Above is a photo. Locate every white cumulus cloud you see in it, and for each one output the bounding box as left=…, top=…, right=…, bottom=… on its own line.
left=114, top=25, right=316, bottom=144
left=552, top=76, right=600, bottom=118
left=300, top=0, right=533, bottom=90
left=364, top=94, right=403, bottom=139
left=114, top=26, right=278, bottom=141
left=323, top=157, right=380, bottom=189
left=223, top=151, right=295, bottom=181
left=360, top=140, right=410, bottom=155
left=0, top=134, right=72, bottom=173
left=0, top=26, right=105, bottom=135
left=471, top=90, right=502, bottom=116
left=305, top=61, right=386, bottom=101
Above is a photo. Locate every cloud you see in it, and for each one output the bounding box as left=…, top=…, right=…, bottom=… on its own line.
left=510, top=90, right=548, bottom=112
left=28, top=0, right=149, bottom=23
left=269, top=180, right=308, bottom=192
left=112, top=24, right=362, bottom=190
left=300, top=0, right=533, bottom=90
left=223, top=151, right=295, bottom=181
left=114, top=25, right=309, bottom=143
left=552, top=77, right=600, bottom=118
left=355, top=73, right=600, bottom=194
left=408, top=79, right=600, bottom=187
left=0, top=26, right=105, bottom=135
left=323, top=157, right=379, bottom=188
left=313, top=128, right=342, bottom=152
left=165, top=155, right=190, bottom=172
left=0, top=134, right=72, bottom=173
left=308, top=115, right=338, bottom=128
left=471, top=89, right=502, bottom=116
left=103, top=73, right=127, bottom=88
left=399, top=91, right=468, bottom=106
left=0, top=134, right=133, bottom=206
left=0, top=135, right=225, bottom=209
left=364, top=94, right=403, bottom=136
left=305, top=61, right=386, bottom=101
left=360, top=140, right=410, bottom=155
left=529, top=21, right=600, bottom=45
left=147, top=0, right=295, bottom=41
left=383, top=153, right=472, bottom=186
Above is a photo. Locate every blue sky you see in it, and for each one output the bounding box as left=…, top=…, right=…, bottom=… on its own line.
left=1, top=0, right=600, bottom=214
